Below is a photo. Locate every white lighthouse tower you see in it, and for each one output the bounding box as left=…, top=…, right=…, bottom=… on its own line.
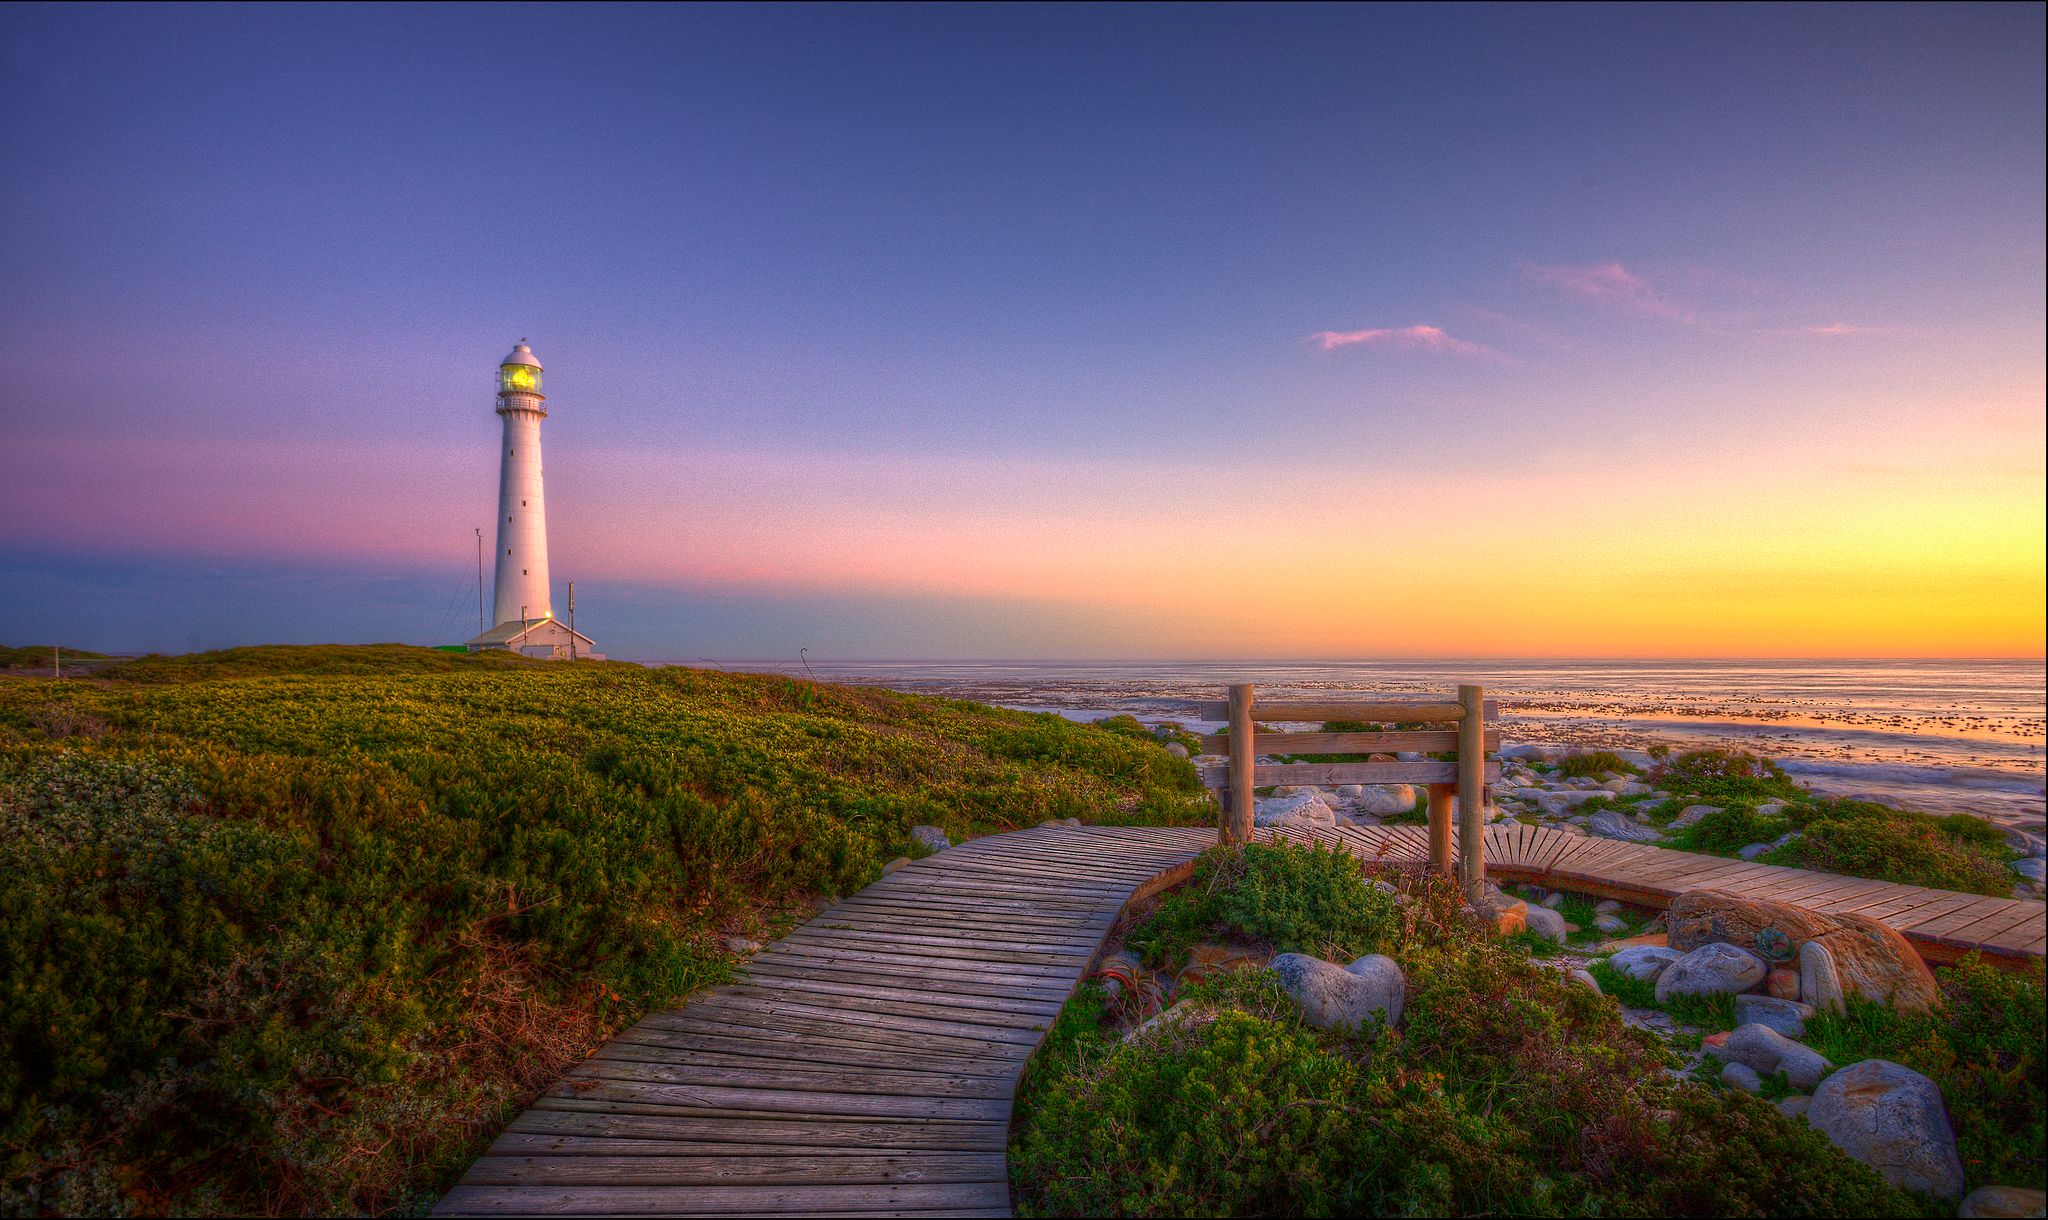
left=465, top=340, right=599, bottom=659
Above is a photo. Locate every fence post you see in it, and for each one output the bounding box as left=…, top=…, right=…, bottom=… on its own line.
left=1426, top=783, right=1455, bottom=875
left=1227, top=683, right=1256, bottom=846
left=1457, top=683, right=1487, bottom=897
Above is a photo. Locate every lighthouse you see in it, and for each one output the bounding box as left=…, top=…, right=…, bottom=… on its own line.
left=465, top=340, right=600, bottom=659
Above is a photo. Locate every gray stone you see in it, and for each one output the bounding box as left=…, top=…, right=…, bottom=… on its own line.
left=1524, top=905, right=1568, bottom=943
left=1799, top=940, right=1846, bottom=1014
left=882, top=856, right=912, bottom=874
left=1594, top=913, right=1629, bottom=934
left=1587, top=810, right=1665, bottom=843
left=1395, top=751, right=1423, bottom=762
left=1609, top=945, right=1682, bottom=981
left=1656, top=942, right=1768, bottom=1003
left=1594, top=899, right=1623, bottom=915
left=1501, top=742, right=1572, bottom=762
left=1254, top=789, right=1338, bottom=828
left=2000, top=826, right=2044, bottom=855
left=1808, top=1059, right=1966, bottom=1200
left=1540, top=891, right=1567, bottom=909
left=1721, top=1022, right=1832, bottom=1091
left=1733, top=994, right=1817, bottom=1037
left=720, top=934, right=764, bottom=955
left=910, top=825, right=952, bottom=852
left=2012, top=857, right=2047, bottom=885
left=1737, top=842, right=1772, bottom=861
left=1268, top=952, right=1403, bottom=1031
left=1958, top=1186, right=2048, bottom=1218
left=1568, top=968, right=1601, bottom=993
left=1335, top=784, right=1365, bottom=798
left=1721, top=1061, right=1763, bottom=1092
left=1777, top=1094, right=1812, bottom=1120
left=1164, top=742, right=1189, bottom=759
left=1670, top=804, right=1721, bottom=829
left=1351, top=784, right=1417, bottom=816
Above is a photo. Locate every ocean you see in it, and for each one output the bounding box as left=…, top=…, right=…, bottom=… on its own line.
left=697, top=658, right=2047, bottom=830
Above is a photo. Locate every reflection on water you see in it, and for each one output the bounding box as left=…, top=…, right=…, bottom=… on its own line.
left=671, top=658, right=2047, bottom=827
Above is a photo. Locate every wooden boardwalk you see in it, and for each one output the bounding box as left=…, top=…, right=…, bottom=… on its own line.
left=439, top=820, right=2043, bottom=1217
left=1265, top=821, right=2047, bottom=966
left=434, top=824, right=1215, bottom=1218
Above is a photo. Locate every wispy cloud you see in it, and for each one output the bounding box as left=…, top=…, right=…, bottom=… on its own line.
left=1519, top=260, right=1698, bottom=324
left=1306, top=324, right=1498, bottom=358
left=1800, top=322, right=1887, bottom=337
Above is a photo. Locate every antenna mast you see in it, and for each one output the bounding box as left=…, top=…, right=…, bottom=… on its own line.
left=569, top=582, right=577, bottom=661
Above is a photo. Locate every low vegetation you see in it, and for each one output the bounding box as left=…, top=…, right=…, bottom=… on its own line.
left=1012, top=842, right=1925, bottom=1217
left=1645, top=749, right=2018, bottom=895
left=1557, top=748, right=1637, bottom=778
left=0, top=645, right=1206, bottom=1215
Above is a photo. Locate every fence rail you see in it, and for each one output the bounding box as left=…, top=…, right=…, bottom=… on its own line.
left=1205, top=683, right=1494, bottom=895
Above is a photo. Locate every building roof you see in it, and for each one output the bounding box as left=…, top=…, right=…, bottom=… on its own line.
left=465, top=617, right=595, bottom=647
left=501, top=340, right=542, bottom=369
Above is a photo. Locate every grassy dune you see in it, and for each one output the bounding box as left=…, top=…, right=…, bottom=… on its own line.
left=0, top=645, right=1207, bottom=1215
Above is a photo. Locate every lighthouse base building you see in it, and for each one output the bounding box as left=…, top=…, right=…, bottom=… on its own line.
left=463, top=340, right=603, bottom=661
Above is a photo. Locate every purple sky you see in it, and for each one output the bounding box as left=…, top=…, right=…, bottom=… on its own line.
left=3, top=4, right=2042, bottom=659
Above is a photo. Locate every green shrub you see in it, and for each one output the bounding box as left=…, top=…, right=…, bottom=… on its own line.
left=1650, top=749, right=1802, bottom=803
left=1558, top=749, right=1636, bottom=778
left=1773, top=800, right=2015, bottom=896
left=1671, top=804, right=1800, bottom=855
left=1125, top=843, right=1398, bottom=970
left=1803, top=958, right=2046, bottom=1192
left=0, top=646, right=1210, bottom=1215
left=1016, top=851, right=1920, bottom=1217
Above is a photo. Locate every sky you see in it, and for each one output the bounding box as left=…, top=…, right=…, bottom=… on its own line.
left=1, top=3, right=2042, bottom=660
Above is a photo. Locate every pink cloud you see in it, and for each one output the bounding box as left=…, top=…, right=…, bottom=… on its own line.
left=1801, top=322, right=1886, bottom=337
left=1519, top=260, right=1698, bottom=324
left=1306, top=324, right=1498, bottom=358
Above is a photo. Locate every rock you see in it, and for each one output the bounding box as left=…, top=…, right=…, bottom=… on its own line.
left=1524, top=905, right=1568, bottom=943
left=1253, top=789, right=1338, bottom=828
left=1608, top=945, right=1682, bottom=981
left=1164, top=742, right=1189, bottom=759
left=1335, top=784, right=1364, bottom=797
left=882, top=856, right=912, bottom=874
left=1594, top=913, right=1628, bottom=933
left=1350, top=784, right=1417, bottom=816
left=1267, top=952, right=1403, bottom=1031
left=1670, top=804, right=1721, bottom=829
left=910, top=825, right=951, bottom=852
left=1594, top=899, right=1623, bottom=915
left=1669, top=890, right=1938, bottom=1014
left=1501, top=742, right=1572, bottom=763
left=1721, top=1022, right=1832, bottom=1091
left=1474, top=896, right=1529, bottom=936
left=1124, top=999, right=1212, bottom=1043
left=1808, top=1059, right=1966, bottom=1200
left=1737, top=842, right=1773, bottom=861
left=1655, top=942, right=1768, bottom=1003
left=1540, top=891, right=1566, bottom=909
left=720, top=934, right=764, bottom=955
left=1733, top=994, right=1816, bottom=1037
left=2000, top=826, right=2044, bottom=855
left=1538, top=789, right=1619, bottom=814
left=1766, top=967, right=1801, bottom=1000
left=1959, top=1186, right=2048, bottom=1218
left=1568, top=968, right=1601, bottom=994
left=1800, top=940, right=1847, bottom=1014
left=1396, top=751, right=1422, bottom=762
left=1720, top=1061, right=1763, bottom=1092
left=1273, top=784, right=1315, bottom=795
left=1777, top=1094, right=1812, bottom=1120
left=1587, top=810, right=1665, bottom=843
left=2012, top=857, right=2047, bottom=885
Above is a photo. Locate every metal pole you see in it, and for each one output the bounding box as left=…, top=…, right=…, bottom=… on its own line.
left=568, top=582, right=576, bottom=661
left=53, top=645, right=61, bottom=679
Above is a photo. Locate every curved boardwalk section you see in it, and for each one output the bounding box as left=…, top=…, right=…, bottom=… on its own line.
left=1265, top=822, right=2046, bottom=966
left=435, top=824, right=1215, bottom=1218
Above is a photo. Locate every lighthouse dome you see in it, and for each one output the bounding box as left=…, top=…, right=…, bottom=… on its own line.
left=501, top=340, right=543, bottom=370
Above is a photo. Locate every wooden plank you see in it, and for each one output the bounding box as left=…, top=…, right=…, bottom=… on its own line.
left=486, top=1132, right=973, bottom=1158
left=538, top=1078, right=1012, bottom=1122
left=460, top=1151, right=1008, bottom=1186
left=1227, top=682, right=1254, bottom=844
left=436, top=1181, right=1012, bottom=1216
left=1194, top=729, right=1500, bottom=755
left=714, top=983, right=1055, bottom=1031
left=567, top=1059, right=1013, bottom=1100
left=670, top=997, right=1047, bottom=1049
left=1198, top=760, right=1501, bottom=787
left=1189, top=698, right=1498, bottom=722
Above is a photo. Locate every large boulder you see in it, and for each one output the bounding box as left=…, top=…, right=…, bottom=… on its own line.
left=1655, top=941, right=1768, bottom=1004
left=1267, top=952, right=1403, bottom=1031
left=1351, top=784, right=1417, bottom=816
left=1734, top=994, right=1816, bottom=1038
left=1524, top=904, right=1569, bottom=943
left=1253, top=790, right=1338, bottom=829
left=1667, top=890, right=1939, bottom=1014
left=1720, top=1022, right=1831, bottom=1090
left=1608, top=944, right=1682, bottom=981
left=1587, top=810, right=1665, bottom=843
left=1807, top=1059, right=1966, bottom=1201
left=1959, top=1186, right=2048, bottom=1218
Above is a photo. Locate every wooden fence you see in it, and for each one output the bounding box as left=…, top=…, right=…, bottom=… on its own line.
left=1192, top=683, right=1500, bottom=895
